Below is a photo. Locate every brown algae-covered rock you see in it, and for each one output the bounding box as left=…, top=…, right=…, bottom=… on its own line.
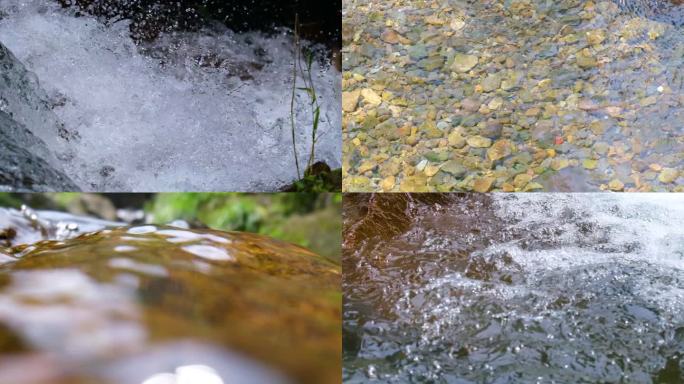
left=0, top=224, right=341, bottom=384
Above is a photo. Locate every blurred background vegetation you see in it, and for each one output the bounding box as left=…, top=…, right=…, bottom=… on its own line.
left=0, top=192, right=341, bottom=262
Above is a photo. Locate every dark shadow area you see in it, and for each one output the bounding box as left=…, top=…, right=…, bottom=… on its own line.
left=57, top=0, right=341, bottom=49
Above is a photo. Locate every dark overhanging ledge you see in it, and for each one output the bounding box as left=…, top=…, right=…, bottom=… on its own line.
left=56, top=0, right=341, bottom=50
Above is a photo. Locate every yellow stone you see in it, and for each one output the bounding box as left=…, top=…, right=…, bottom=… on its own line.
left=357, top=161, right=376, bottom=174
left=523, top=182, right=544, bottom=191
left=348, top=176, right=371, bottom=190
left=466, top=135, right=492, bottom=148
left=473, top=176, right=495, bottom=193
left=487, top=97, right=503, bottom=110
left=513, top=174, right=532, bottom=189
left=380, top=176, right=395, bottom=191
left=342, top=90, right=361, bottom=112
left=608, top=179, right=624, bottom=191
left=487, top=140, right=511, bottom=161
left=424, top=165, right=440, bottom=177
left=658, top=168, right=679, bottom=184
left=586, top=29, right=606, bottom=45
left=582, top=159, right=598, bottom=170
left=400, top=175, right=429, bottom=192
left=361, top=88, right=382, bottom=106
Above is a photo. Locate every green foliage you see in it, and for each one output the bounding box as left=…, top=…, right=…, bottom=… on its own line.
left=291, top=168, right=342, bottom=192
left=145, top=193, right=341, bottom=260
left=0, top=193, right=21, bottom=208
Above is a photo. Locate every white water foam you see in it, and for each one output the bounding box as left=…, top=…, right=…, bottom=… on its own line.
left=356, top=194, right=684, bottom=382
left=0, top=0, right=341, bottom=191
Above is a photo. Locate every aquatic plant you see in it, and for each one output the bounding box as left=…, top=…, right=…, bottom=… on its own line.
left=289, top=13, right=338, bottom=191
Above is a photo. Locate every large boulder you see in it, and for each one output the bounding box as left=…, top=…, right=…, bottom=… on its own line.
left=0, top=42, right=76, bottom=150
left=0, top=111, right=78, bottom=191
left=0, top=42, right=79, bottom=191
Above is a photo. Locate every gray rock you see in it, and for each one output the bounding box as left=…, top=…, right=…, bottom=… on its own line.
left=440, top=160, right=467, bottom=178
left=0, top=42, right=77, bottom=149
left=0, top=111, right=79, bottom=192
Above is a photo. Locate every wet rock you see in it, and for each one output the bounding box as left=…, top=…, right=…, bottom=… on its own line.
left=381, top=29, right=401, bottom=44
left=0, top=42, right=70, bottom=151
left=452, top=53, right=478, bottom=73
left=360, top=88, right=382, bottom=106
left=608, top=178, right=625, bottom=191
left=473, top=176, right=495, bottom=192
left=440, top=160, right=467, bottom=178
left=418, top=56, right=445, bottom=71
left=576, top=48, right=597, bottom=69
left=0, top=111, right=78, bottom=192
left=374, top=119, right=399, bottom=140
left=0, top=217, right=341, bottom=384
left=481, top=73, right=502, bottom=92
left=466, top=136, right=492, bottom=148
left=487, top=140, right=512, bottom=162
left=421, top=120, right=444, bottom=139
left=658, top=167, right=679, bottom=183
left=342, top=90, right=360, bottom=112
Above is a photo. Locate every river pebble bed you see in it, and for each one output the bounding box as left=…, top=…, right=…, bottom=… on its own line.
left=0, top=0, right=341, bottom=192
left=343, top=193, right=684, bottom=383
left=342, top=0, right=684, bottom=192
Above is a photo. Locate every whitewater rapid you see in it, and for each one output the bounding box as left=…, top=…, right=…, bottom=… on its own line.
left=0, top=0, right=341, bottom=191
left=343, top=193, right=684, bottom=383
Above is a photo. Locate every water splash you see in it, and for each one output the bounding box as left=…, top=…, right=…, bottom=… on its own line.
left=343, top=194, right=684, bottom=382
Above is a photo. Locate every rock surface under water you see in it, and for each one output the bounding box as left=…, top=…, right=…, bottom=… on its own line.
left=0, top=209, right=341, bottom=384
left=343, top=193, right=684, bottom=383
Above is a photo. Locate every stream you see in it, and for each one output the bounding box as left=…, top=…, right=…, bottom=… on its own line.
left=0, top=0, right=341, bottom=191
left=343, top=0, right=684, bottom=192
left=343, top=193, right=684, bottom=383
left=0, top=207, right=341, bottom=384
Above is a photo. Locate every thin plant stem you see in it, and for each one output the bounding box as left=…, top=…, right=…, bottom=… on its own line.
left=290, top=13, right=301, bottom=179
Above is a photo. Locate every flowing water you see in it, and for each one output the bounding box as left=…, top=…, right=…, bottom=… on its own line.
left=343, top=193, right=684, bottom=383
left=0, top=0, right=341, bottom=191
left=0, top=207, right=341, bottom=384
left=342, top=0, right=684, bottom=192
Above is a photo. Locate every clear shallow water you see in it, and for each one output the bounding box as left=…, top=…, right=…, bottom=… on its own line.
left=0, top=0, right=341, bottom=191
left=342, top=0, right=684, bottom=192
left=343, top=194, right=684, bottom=383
